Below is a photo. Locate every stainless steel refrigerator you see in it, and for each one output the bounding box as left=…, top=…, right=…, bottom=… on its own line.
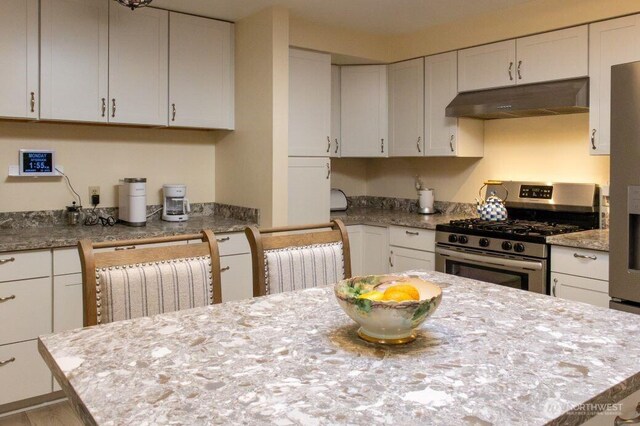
left=610, top=60, right=640, bottom=314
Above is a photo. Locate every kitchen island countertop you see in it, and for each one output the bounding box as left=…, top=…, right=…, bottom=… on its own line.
left=39, top=270, right=640, bottom=426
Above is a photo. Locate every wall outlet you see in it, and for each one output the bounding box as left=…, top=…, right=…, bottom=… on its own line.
left=89, top=186, right=100, bottom=205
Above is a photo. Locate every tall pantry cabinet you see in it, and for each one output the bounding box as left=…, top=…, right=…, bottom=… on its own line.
left=288, top=48, right=332, bottom=225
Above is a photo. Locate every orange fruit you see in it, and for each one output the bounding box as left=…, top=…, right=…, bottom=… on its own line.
left=382, top=290, right=415, bottom=302
left=358, top=290, right=384, bottom=301
left=383, top=285, right=420, bottom=301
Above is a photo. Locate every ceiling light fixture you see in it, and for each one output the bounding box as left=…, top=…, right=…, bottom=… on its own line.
left=115, top=0, right=153, bottom=11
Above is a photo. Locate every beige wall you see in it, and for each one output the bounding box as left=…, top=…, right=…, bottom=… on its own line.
left=215, top=7, right=289, bottom=227
left=332, top=114, right=610, bottom=203
left=0, top=121, right=215, bottom=212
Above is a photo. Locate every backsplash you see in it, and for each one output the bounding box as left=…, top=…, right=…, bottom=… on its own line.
left=0, top=202, right=259, bottom=230
left=347, top=196, right=477, bottom=216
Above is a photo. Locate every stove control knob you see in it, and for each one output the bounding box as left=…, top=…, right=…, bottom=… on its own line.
left=479, top=238, right=490, bottom=248
left=448, top=234, right=458, bottom=243
left=514, top=243, right=525, bottom=253
left=501, top=241, right=513, bottom=251
left=458, top=235, right=469, bottom=244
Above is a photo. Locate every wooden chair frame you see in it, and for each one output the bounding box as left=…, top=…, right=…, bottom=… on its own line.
left=78, top=230, right=221, bottom=326
left=245, top=219, right=351, bottom=297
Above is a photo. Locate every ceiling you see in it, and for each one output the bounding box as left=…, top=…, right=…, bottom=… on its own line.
left=150, top=0, right=535, bottom=35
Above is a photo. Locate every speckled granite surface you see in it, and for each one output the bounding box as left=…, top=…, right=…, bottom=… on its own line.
left=546, top=229, right=609, bottom=252
left=331, top=208, right=471, bottom=230
left=39, top=271, right=640, bottom=426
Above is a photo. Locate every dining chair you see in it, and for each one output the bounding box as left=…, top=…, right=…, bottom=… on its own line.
left=78, top=230, right=221, bottom=326
left=245, top=219, right=351, bottom=297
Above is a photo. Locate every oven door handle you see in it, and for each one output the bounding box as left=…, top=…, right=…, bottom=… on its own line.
left=436, top=247, right=543, bottom=271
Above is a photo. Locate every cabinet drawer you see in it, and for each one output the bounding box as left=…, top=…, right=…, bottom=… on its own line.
left=551, top=272, right=609, bottom=308
left=0, top=277, right=52, bottom=345
left=220, top=253, right=253, bottom=302
left=551, top=246, right=609, bottom=280
left=215, top=233, right=250, bottom=257
left=0, top=340, right=52, bottom=405
left=0, top=250, right=50, bottom=283
left=53, top=247, right=81, bottom=276
left=53, top=273, right=83, bottom=333
left=389, top=226, right=435, bottom=252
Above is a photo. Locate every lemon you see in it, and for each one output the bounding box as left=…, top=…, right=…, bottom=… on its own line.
left=358, top=290, right=384, bottom=301
left=383, top=285, right=420, bottom=301
left=381, top=290, right=415, bottom=302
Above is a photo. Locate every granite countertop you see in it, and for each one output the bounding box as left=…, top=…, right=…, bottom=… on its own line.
left=0, top=216, right=256, bottom=253
left=546, top=229, right=609, bottom=252
left=39, top=271, right=640, bottom=426
left=331, top=207, right=471, bottom=230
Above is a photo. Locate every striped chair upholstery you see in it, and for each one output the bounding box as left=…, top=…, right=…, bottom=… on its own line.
left=96, top=256, right=212, bottom=324
left=264, top=242, right=344, bottom=294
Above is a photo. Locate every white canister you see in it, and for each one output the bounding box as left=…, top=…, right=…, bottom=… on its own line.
left=418, top=189, right=435, bottom=214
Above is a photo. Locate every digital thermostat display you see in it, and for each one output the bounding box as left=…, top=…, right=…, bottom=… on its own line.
left=19, top=150, right=55, bottom=176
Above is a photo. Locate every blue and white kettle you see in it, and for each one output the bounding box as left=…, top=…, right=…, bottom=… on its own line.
left=476, top=181, right=508, bottom=221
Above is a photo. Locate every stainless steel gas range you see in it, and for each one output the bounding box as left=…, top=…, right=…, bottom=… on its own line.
left=435, top=181, right=599, bottom=294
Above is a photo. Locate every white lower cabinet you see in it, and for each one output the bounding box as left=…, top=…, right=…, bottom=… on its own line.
left=0, top=341, right=52, bottom=406
left=346, top=225, right=363, bottom=276
left=550, top=246, right=609, bottom=308
left=53, top=273, right=83, bottom=333
left=0, top=277, right=51, bottom=346
left=362, top=226, right=389, bottom=275
left=388, top=226, right=436, bottom=273
left=215, top=233, right=253, bottom=302
left=389, top=247, right=435, bottom=273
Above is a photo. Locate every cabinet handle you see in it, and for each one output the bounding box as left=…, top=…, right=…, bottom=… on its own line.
left=334, top=138, right=339, bottom=154
left=326, top=136, right=331, bottom=153
left=508, top=62, right=514, bottom=81
left=449, top=135, right=455, bottom=152
left=0, top=295, right=16, bottom=303
left=381, top=138, right=384, bottom=153
left=552, top=278, right=557, bottom=297
left=112, top=99, right=116, bottom=118
left=573, top=253, right=597, bottom=260
left=172, top=103, right=176, bottom=122
left=417, top=136, right=422, bottom=153
left=0, top=257, right=15, bottom=265
left=591, top=129, right=597, bottom=150
left=326, top=163, right=331, bottom=179
left=389, top=251, right=394, bottom=268
left=517, top=60, right=522, bottom=80
left=615, top=403, right=640, bottom=426
left=216, top=237, right=230, bottom=243
left=0, top=357, right=15, bottom=367
left=101, top=98, right=106, bottom=117
left=221, top=266, right=230, bottom=272
left=30, top=92, right=35, bottom=113
left=115, top=245, right=136, bottom=251
left=405, top=231, right=419, bottom=236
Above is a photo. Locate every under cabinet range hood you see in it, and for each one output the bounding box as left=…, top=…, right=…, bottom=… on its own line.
left=445, top=78, right=589, bottom=119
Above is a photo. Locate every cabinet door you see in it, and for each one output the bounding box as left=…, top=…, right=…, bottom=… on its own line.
left=389, top=247, right=435, bottom=274
left=340, top=65, right=388, bottom=157
left=220, top=254, right=253, bottom=302
left=0, top=277, right=51, bottom=346
left=0, top=340, right=52, bottom=405
left=288, top=157, right=330, bottom=226
left=169, top=13, right=234, bottom=129
left=41, top=0, right=108, bottom=123
left=589, top=15, right=640, bottom=155
left=389, top=58, right=424, bottom=157
left=550, top=272, right=609, bottom=308
left=516, top=25, right=588, bottom=85
left=362, top=226, right=389, bottom=275
left=346, top=225, right=363, bottom=277
left=289, top=49, right=331, bottom=156
left=424, top=52, right=459, bottom=156
left=109, top=5, right=168, bottom=126
left=458, top=40, right=516, bottom=92
left=53, top=274, right=84, bottom=333
left=330, top=65, right=341, bottom=158
left=0, top=0, right=38, bottom=119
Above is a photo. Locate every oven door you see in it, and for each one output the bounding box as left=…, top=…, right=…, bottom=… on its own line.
left=435, top=244, right=547, bottom=294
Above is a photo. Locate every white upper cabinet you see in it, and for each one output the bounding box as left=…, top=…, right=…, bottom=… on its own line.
left=109, top=5, right=168, bottom=126
left=589, top=15, right=640, bottom=155
left=41, top=0, right=108, bottom=123
left=340, top=65, right=388, bottom=157
left=289, top=49, right=331, bottom=157
left=288, top=157, right=331, bottom=226
left=458, top=40, right=516, bottom=92
left=424, top=52, right=457, bottom=156
left=388, top=58, right=424, bottom=157
left=516, top=25, right=588, bottom=85
left=169, top=13, right=234, bottom=129
left=0, top=0, right=38, bottom=120
left=331, top=65, right=341, bottom=158
left=459, top=26, right=588, bottom=92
